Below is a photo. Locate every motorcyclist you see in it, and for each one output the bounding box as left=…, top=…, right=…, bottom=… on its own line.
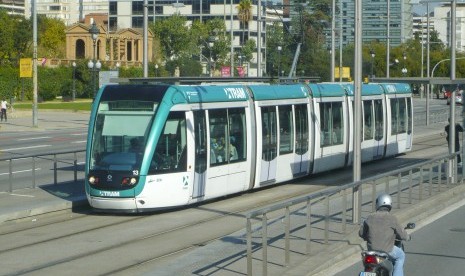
left=359, top=193, right=410, bottom=276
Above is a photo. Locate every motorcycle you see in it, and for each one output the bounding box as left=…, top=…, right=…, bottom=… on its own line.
left=359, top=222, right=415, bottom=276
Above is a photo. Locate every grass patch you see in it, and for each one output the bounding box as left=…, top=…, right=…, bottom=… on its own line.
left=13, top=100, right=92, bottom=111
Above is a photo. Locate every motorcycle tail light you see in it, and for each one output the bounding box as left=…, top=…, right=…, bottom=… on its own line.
left=364, top=255, right=379, bottom=264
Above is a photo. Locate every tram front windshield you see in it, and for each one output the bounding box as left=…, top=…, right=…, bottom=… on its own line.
left=89, top=85, right=165, bottom=172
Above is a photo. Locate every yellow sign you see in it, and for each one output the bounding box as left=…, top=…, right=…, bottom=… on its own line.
left=334, top=67, right=351, bottom=79
left=20, top=58, right=33, bottom=78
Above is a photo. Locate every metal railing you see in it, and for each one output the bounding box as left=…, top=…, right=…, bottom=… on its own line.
left=245, top=153, right=462, bottom=276
left=0, top=150, right=86, bottom=193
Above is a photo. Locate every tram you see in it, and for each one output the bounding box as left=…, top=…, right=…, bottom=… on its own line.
left=85, top=82, right=412, bottom=212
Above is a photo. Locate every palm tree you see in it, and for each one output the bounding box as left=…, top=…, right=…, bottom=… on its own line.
left=236, top=0, right=252, bottom=47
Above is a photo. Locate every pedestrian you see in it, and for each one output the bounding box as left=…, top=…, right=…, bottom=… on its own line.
left=445, top=118, right=464, bottom=166
left=0, top=98, right=7, bottom=122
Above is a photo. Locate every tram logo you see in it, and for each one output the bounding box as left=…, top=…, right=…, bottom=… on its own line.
left=107, top=174, right=113, bottom=182
left=224, top=88, right=246, bottom=99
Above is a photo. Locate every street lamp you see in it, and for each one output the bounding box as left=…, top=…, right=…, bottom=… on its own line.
left=87, top=60, right=101, bottom=98
left=72, top=62, right=76, bottom=101
left=402, top=52, right=407, bottom=76
left=370, top=49, right=375, bottom=78
left=88, top=21, right=100, bottom=98
left=155, top=64, right=158, bottom=77
left=277, top=45, right=282, bottom=77
left=208, top=35, right=216, bottom=77
left=402, top=67, right=408, bottom=76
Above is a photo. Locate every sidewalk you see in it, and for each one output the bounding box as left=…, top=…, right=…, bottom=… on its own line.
left=0, top=109, right=90, bottom=132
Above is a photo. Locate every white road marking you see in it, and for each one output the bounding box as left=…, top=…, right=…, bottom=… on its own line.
left=71, top=140, right=87, bottom=144
left=18, top=137, right=51, bottom=141
left=0, top=168, right=41, bottom=176
left=0, top=145, right=51, bottom=152
left=9, top=193, right=35, bottom=198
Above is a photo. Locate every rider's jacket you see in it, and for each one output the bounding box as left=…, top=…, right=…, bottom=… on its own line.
left=359, top=209, right=408, bottom=252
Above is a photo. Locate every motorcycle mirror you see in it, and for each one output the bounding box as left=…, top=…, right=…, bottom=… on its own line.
left=406, top=222, right=416, bottom=229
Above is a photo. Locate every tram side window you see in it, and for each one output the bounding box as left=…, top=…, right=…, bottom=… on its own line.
left=279, top=105, right=294, bottom=154
left=407, top=98, right=412, bottom=134
left=209, top=109, right=228, bottom=165
left=374, top=99, right=384, bottom=141
left=363, top=100, right=374, bottom=140
left=295, top=104, right=309, bottom=155
left=149, top=112, right=187, bottom=174
left=390, top=98, right=407, bottom=135
left=398, top=98, right=407, bottom=134
left=228, top=108, right=246, bottom=162
left=320, top=102, right=343, bottom=147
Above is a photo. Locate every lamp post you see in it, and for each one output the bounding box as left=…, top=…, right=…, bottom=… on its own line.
left=155, top=64, right=158, bottom=77
left=88, top=21, right=100, bottom=98
left=277, top=45, right=282, bottom=77
left=370, top=49, right=375, bottom=78
left=402, top=52, right=407, bottom=77
left=87, top=60, right=101, bottom=98
left=208, top=35, right=216, bottom=77
left=72, top=61, right=76, bottom=101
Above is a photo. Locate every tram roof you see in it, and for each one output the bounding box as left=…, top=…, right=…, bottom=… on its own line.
left=341, top=83, right=385, bottom=96
left=378, top=83, right=412, bottom=94
left=247, top=84, right=309, bottom=100
left=171, top=85, right=250, bottom=103
left=307, top=83, right=347, bottom=97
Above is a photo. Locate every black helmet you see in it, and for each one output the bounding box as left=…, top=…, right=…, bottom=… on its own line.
left=375, top=193, right=392, bottom=211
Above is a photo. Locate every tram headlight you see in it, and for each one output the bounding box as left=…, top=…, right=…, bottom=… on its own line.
left=88, top=176, right=99, bottom=185
left=122, top=177, right=138, bottom=186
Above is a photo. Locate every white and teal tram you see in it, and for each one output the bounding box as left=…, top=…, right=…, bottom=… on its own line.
left=85, top=82, right=412, bottom=212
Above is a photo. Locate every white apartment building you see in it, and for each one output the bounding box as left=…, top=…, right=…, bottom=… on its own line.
left=433, top=3, right=465, bottom=52
left=24, top=0, right=108, bottom=26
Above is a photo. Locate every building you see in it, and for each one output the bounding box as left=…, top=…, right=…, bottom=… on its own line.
left=433, top=3, right=465, bottom=52
left=412, top=11, right=435, bottom=42
left=24, top=0, right=109, bottom=26
left=108, top=0, right=273, bottom=77
left=0, top=0, right=25, bottom=15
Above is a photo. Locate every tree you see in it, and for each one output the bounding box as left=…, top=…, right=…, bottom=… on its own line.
left=38, top=16, right=66, bottom=58
left=236, top=0, right=252, bottom=46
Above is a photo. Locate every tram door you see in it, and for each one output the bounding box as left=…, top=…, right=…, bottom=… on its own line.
left=260, top=106, right=277, bottom=184
left=192, top=111, right=207, bottom=199
left=293, top=104, right=309, bottom=175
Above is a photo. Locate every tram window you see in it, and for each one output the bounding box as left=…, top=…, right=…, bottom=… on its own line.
left=407, top=98, right=412, bottom=134
left=149, top=112, right=187, bottom=174
left=209, top=109, right=228, bottom=165
left=374, top=100, right=383, bottom=141
left=194, top=111, right=207, bottom=174
left=262, top=106, right=278, bottom=161
left=228, top=108, right=246, bottom=162
left=363, top=100, right=374, bottom=140
left=209, top=108, right=246, bottom=166
left=398, top=98, right=407, bottom=134
left=390, top=98, right=406, bottom=135
left=295, top=104, right=309, bottom=155
left=320, top=102, right=343, bottom=147
left=279, top=105, right=294, bottom=154
left=390, top=99, right=398, bottom=135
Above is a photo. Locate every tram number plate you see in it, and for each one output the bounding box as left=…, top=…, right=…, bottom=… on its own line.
left=359, top=272, right=376, bottom=276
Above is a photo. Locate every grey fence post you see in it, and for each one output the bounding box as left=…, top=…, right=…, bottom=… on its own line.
left=306, top=199, right=312, bottom=255
left=285, top=206, right=290, bottom=266
left=262, top=213, right=268, bottom=276
left=247, top=217, right=252, bottom=276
